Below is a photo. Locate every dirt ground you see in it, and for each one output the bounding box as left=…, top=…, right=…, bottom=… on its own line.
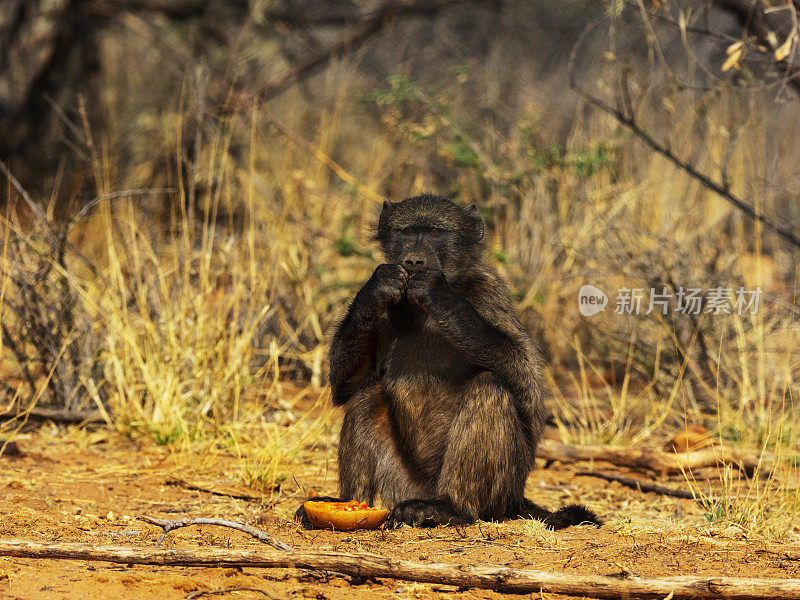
left=1, top=423, right=799, bottom=600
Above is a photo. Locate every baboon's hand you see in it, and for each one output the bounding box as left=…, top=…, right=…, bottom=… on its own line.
left=406, top=268, right=447, bottom=310
left=364, top=264, right=408, bottom=312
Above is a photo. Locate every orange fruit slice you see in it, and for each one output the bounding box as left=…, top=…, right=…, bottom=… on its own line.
left=303, top=500, right=390, bottom=531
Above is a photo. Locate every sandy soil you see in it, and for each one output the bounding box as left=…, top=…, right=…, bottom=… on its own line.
left=1, top=426, right=798, bottom=600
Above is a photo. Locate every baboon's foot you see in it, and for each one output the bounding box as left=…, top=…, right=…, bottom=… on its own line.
left=387, top=498, right=472, bottom=528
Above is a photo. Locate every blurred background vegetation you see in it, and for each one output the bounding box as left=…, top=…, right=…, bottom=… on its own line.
left=1, top=0, right=799, bottom=531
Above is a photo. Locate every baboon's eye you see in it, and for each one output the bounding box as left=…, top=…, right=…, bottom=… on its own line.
left=428, top=228, right=440, bottom=236
left=402, top=226, right=414, bottom=235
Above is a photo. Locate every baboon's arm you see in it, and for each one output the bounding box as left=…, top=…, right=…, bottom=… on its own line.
left=328, top=264, right=407, bottom=405
left=409, top=269, right=543, bottom=406
left=432, top=280, right=544, bottom=436
left=328, top=293, right=381, bottom=405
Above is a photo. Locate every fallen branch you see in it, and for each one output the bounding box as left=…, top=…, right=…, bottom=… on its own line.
left=2, top=540, right=800, bottom=599
left=165, top=476, right=265, bottom=501
left=138, top=516, right=293, bottom=551
left=539, top=440, right=764, bottom=475
left=576, top=470, right=696, bottom=499
left=0, top=406, right=104, bottom=425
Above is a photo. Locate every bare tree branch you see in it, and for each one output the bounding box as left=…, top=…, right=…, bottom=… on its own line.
left=228, top=0, right=492, bottom=108
left=138, top=516, right=293, bottom=551
left=0, top=158, right=53, bottom=239
left=88, top=0, right=209, bottom=20
left=568, top=21, right=800, bottom=251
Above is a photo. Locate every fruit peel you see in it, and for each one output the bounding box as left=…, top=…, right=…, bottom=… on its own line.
left=303, top=500, right=390, bottom=531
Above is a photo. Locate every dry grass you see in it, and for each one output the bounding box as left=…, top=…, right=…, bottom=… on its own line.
left=1, top=56, right=799, bottom=535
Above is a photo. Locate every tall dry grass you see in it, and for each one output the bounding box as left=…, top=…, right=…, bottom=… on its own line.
left=1, top=57, right=798, bottom=532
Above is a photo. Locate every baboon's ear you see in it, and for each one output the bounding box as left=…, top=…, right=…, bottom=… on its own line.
left=377, top=200, right=393, bottom=238
left=464, top=203, right=484, bottom=241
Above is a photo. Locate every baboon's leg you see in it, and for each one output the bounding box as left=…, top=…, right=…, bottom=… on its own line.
left=338, top=384, right=429, bottom=508
left=437, top=371, right=532, bottom=520
left=388, top=372, right=532, bottom=527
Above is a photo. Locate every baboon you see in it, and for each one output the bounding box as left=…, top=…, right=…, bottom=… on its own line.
left=301, top=194, right=599, bottom=529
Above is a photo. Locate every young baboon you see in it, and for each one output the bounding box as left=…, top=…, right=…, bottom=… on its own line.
left=302, top=194, right=599, bottom=529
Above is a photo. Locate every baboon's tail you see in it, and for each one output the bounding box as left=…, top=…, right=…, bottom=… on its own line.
left=518, top=499, right=602, bottom=530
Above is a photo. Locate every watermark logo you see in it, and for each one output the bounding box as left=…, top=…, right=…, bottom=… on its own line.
left=578, top=285, right=609, bottom=316
left=579, top=285, right=762, bottom=316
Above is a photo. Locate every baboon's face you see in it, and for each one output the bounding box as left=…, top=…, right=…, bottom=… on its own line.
left=384, top=225, right=456, bottom=274
left=377, top=195, right=484, bottom=280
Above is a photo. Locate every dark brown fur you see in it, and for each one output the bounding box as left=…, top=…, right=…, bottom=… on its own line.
left=303, top=194, right=599, bottom=529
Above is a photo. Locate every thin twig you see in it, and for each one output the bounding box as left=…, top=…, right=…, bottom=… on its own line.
left=263, top=110, right=386, bottom=204
left=139, top=515, right=346, bottom=581
left=235, top=0, right=490, bottom=107
left=0, top=158, right=53, bottom=241
left=0, top=159, right=105, bottom=279
left=165, top=476, right=265, bottom=501
left=137, top=516, right=293, bottom=551
left=70, top=188, right=176, bottom=224
left=186, top=588, right=278, bottom=600
left=55, top=187, right=174, bottom=270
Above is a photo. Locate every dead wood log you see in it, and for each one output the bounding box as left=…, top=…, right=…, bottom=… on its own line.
left=539, top=440, right=765, bottom=475
left=2, top=540, right=800, bottom=599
